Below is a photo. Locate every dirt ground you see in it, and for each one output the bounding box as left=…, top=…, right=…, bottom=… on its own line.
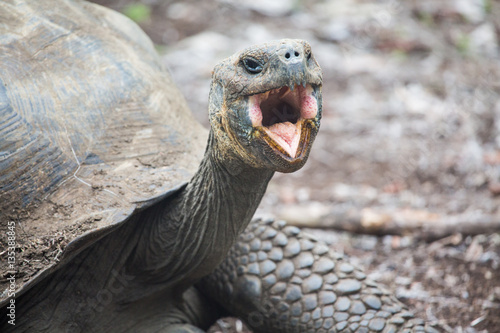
left=13, top=0, right=500, bottom=331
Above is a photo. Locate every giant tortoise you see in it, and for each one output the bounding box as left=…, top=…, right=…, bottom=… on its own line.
left=0, top=1, right=438, bottom=332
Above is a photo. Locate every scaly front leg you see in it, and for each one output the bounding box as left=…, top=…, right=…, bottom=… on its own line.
left=199, top=218, right=440, bottom=333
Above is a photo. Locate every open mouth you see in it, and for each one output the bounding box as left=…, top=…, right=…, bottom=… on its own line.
left=249, top=84, right=318, bottom=159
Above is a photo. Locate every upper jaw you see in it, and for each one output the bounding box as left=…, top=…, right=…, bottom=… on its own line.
left=248, top=83, right=320, bottom=160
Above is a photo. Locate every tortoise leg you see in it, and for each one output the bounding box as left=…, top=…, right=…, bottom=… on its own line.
left=161, top=324, right=205, bottom=333
left=155, top=287, right=225, bottom=333
left=198, top=218, right=440, bottom=333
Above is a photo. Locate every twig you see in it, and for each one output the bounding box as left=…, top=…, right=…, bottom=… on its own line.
left=284, top=206, right=500, bottom=240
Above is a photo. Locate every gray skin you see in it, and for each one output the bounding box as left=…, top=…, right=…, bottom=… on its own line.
left=0, top=3, right=439, bottom=333
left=2, top=38, right=438, bottom=332
left=1, top=39, right=323, bottom=332
left=203, top=218, right=441, bottom=333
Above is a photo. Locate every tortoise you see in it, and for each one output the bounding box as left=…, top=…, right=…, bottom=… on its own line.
left=0, top=1, right=439, bottom=332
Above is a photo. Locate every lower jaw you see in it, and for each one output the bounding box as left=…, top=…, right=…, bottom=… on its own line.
left=254, top=118, right=318, bottom=163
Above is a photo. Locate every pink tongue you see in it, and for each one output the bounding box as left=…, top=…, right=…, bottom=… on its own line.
left=269, top=122, right=296, bottom=145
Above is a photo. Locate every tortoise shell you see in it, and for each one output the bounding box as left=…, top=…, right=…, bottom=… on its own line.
left=0, top=0, right=206, bottom=303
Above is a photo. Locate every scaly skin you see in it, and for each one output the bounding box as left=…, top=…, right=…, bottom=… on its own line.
left=0, top=3, right=434, bottom=330
left=0, top=38, right=322, bottom=332
left=200, top=218, right=440, bottom=333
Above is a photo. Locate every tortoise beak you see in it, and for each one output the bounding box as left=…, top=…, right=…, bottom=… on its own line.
left=248, top=84, right=320, bottom=161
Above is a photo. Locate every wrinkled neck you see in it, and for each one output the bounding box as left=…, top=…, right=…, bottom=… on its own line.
left=177, top=132, right=274, bottom=263
left=132, top=131, right=274, bottom=286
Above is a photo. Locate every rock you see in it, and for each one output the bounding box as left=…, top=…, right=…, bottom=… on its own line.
left=488, top=182, right=500, bottom=196
left=318, top=21, right=350, bottom=42
left=237, top=0, right=295, bottom=16
left=454, top=0, right=487, bottom=23
left=469, top=23, right=498, bottom=57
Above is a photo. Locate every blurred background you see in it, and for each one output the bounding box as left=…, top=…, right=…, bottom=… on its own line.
left=91, top=0, right=500, bottom=331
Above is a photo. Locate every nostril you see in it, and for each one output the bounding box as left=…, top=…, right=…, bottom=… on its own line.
left=284, top=49, right=302, bottom=61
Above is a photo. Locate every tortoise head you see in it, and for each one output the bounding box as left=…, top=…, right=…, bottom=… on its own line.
left=209, top=39, right=322, bottom=173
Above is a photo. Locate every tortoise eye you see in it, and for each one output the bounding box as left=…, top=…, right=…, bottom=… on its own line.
left=242, top=57, right=263, bottom=74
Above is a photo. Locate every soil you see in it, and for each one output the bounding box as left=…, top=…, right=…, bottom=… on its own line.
left=4, top=0, right=499, bottom=332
